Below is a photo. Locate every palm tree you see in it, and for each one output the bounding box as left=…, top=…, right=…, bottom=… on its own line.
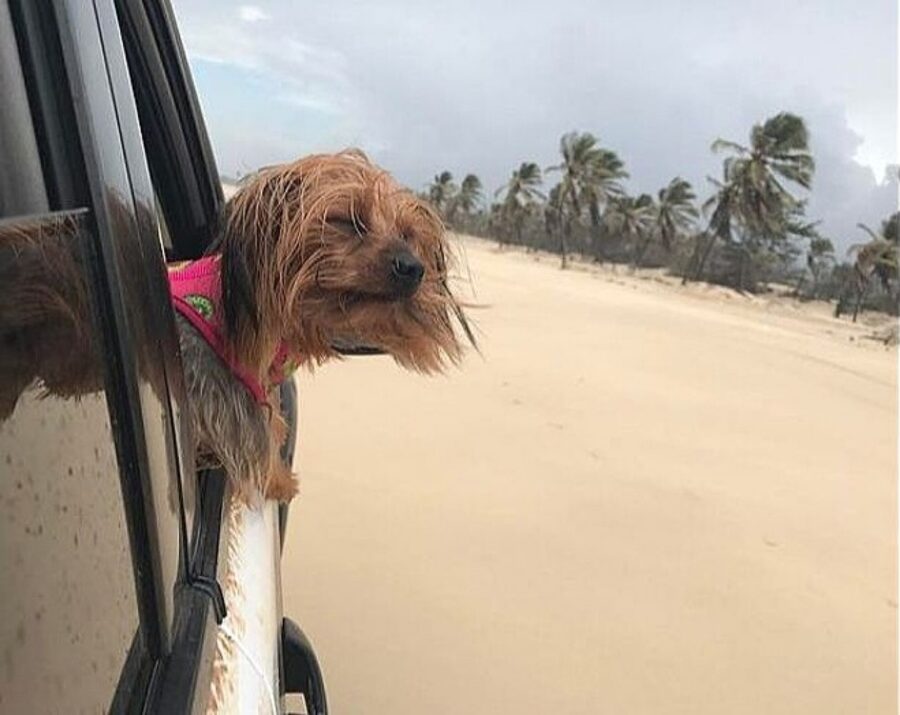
left=548, top=131, right=627, bottom=267
left=486, top=202, right=504, bottom=240
left=712, top=113, right=813, bottom=229
left=801, top=236, right=835, bottom=298
left=582, top=149, right=628, bottom=255
left=688, top=112, right=815, bottom=288
left=448, top=174, right=483, bottom=227
left=682, top=177, right=734, bottom=285
left=544, top=184, right=564, bottom=254
left=428, top=171, right=457, bottom=218
left=845, top=216, right=899, bottom=320
left=633, top=177, right=698, bottom=268
left=495, top=162, right=544, bottom=248
left=604, top=193, right=654, bottom=266
left=458, top=174, right=483, bottom=212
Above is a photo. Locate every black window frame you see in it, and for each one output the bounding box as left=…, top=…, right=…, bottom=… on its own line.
left=83, top=0, right=235, bottom=712
left=116, top=0, right=224, bottom=260
left=103, top=5, right=239, bottom=710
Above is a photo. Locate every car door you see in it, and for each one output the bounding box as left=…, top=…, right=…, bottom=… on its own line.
left=1, top=0, right=190, bottom=711
left=1, top=1, right=228, bottom=712
left=2, top=2, right=326, bottom=712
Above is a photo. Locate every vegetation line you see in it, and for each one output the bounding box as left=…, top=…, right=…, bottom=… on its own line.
left=423, top=113, right=898, bottom=322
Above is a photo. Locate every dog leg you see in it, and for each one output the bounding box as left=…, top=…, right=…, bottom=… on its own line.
left=261, top=402, right=299, bottom=502
left=262, top=459, right=299, bottom=502
left=180, top=318, right=301, bottom=503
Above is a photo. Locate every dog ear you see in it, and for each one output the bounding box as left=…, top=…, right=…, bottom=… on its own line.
left=218, top=213, right=260, bottom=360
left=215, top=166, right=295, bottom=370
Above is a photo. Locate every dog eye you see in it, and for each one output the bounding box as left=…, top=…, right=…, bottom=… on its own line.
left=327, top=217, right=366, bottom=236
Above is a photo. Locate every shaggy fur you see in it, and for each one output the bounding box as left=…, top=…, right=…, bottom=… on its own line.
left=0, top=213, right=103, bottom=416
left=0, top=150, right=474, bottom=501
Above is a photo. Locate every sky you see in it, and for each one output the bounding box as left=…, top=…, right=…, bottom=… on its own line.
left=171, top=0, right=898, bottom=253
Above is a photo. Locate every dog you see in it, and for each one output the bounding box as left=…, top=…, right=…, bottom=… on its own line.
left=0, top=150, right=475, bottom=502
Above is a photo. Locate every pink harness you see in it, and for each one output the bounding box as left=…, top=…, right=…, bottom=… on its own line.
left=168, top=256, right=296, bottom=404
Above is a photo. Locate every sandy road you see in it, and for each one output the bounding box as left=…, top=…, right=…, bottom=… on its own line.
left=283, top=238, right=897, bottom=714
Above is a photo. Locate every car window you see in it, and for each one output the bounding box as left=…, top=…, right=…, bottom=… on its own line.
left=116, top=0, right=224, bottom=261
left=0, top=3, right=143, bottom=711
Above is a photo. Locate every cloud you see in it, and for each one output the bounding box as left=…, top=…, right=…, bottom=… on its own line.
left=171, top=0, right=897, bottom=249
left=177, top=6, right=357, bottom=149
left=237, top=5, right=269, bottom=22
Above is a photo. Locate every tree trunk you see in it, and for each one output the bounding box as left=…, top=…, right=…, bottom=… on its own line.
left=589, top=202, right=605, bottom=263
left=560, top=221, right=570, bottom=270
left=852, top=277, right=870, bottom=322
left=737, top=249, right=747, bottom=292
left=682, top=235, right=705, bottom=285
left=694, top=233, right=717, bottom=282
left=793, top=272, right=805, bottom=297
left=632, top=233, right=653, bottom=270
left=834, top=274, right=852, bottom=317
left=809, top=269, right=819, bottom=300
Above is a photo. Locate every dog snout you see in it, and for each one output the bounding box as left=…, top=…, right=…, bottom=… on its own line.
left=390, top=249, right=424, bottom=296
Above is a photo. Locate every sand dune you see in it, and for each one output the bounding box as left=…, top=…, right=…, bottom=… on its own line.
left=282, top=237, right=897, bottom=714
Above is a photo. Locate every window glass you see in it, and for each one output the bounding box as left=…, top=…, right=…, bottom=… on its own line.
left=0, top=214, right=140, bottom=712
left=0, top=2, right=140, bottom=710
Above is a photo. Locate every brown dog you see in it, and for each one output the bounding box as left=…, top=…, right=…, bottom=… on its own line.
left=0, top=150, right=475, bottom=501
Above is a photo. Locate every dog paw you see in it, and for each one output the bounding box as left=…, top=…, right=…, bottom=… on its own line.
left=263, top=470, right=299, bottom=503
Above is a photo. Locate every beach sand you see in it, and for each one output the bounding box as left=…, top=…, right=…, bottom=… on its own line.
left=282, top=237, right=897, bottom=714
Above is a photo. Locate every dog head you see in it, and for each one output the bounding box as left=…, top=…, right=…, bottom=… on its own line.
left=216, top=150, right=475, bottom=374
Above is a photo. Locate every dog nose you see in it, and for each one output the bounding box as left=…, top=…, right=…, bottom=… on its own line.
left=390, top=250, right=424, bottom=295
